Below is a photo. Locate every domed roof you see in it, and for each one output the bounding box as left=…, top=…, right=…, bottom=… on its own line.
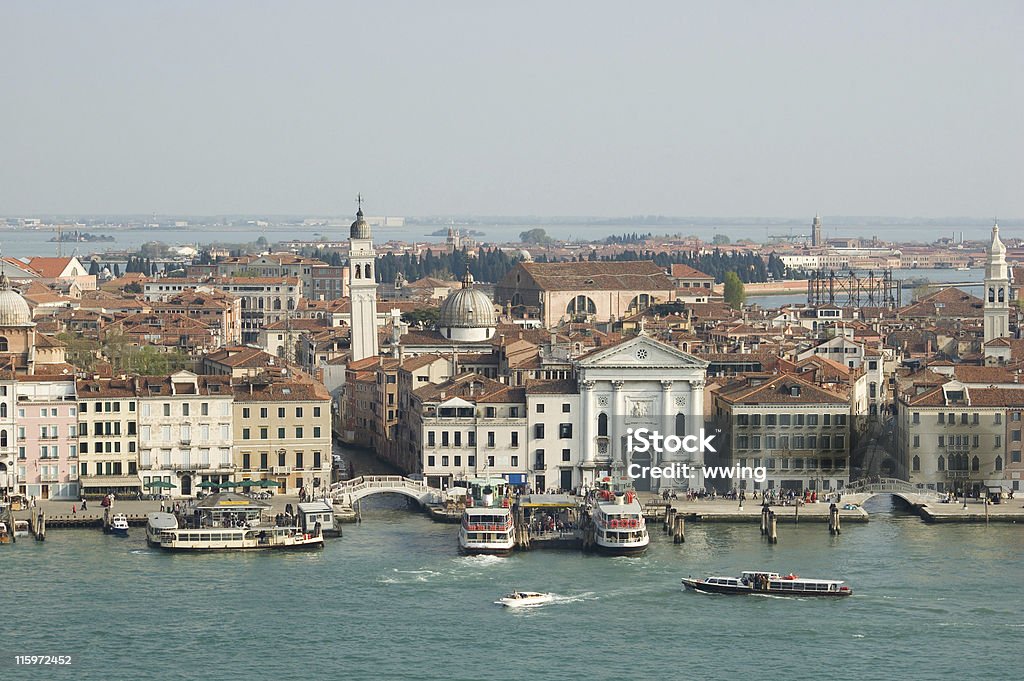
left=439, top=270, right=496, bottom=329
left=350, top=209, right=371, bottom=240
left=0, top=275, right=32, bottom=326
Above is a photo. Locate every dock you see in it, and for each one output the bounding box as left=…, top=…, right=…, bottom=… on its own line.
left=640, top=496, right=870, bottom=524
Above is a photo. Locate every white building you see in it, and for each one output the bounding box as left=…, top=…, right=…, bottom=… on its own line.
left=348, top=202, right=379, bottom=362
left=138, top=371, right=234, bottom=497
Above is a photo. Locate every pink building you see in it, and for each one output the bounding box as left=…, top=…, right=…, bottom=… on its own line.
left=16, top=376, right=79, bottom=499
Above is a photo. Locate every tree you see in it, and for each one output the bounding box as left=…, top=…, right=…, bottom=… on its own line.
left=723, top=271, right=746, bottom=309
left=519, top=228, right=554, bottom=245
left=712, top=233, right=731, bottom=245
left=402, top=308, right=440, bottom=328
left=88, top=260, right=101, bottom=276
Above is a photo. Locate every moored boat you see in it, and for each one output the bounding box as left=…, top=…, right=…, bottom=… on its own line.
left=459, top=506, right=515, bottom=555
left=109, top=513, right=130, bottom=537
left=682, top=571, right=853, bottom=597
left=146, top=512, right=178, bottom=547
left=13, top=520, right=30, bottom=538
left=0, top=522, right=10, bottom=544
left=497, top=591, right=553, bottom=607
left=590, top=490, right=649, bottom=556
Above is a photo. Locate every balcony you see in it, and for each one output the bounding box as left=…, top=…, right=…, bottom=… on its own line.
left=945, top=470, right=971, bottom=479
left=271, top=466, right=292, bottom=474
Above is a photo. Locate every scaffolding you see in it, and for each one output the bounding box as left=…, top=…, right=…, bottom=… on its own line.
left=806, top=269, right=901, bottom=308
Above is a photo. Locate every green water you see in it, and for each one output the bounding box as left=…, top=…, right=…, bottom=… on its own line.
left=3, top=498, right=1022, bottom=681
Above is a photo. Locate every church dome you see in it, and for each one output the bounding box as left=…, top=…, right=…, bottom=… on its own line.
left=438, top=271, right=497, bottom=330
left=0, top=276, right=32, bottom=326
left=350, top=209, right=371, bottom=240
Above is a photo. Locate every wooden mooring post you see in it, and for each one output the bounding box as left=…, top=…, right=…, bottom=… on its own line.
left=760, top=504, right=769, bottom=536
left=673, top=514, right=685, bottom=543
left=767, top=510, right=778, bottom=544
left=829, top=503, right=841, bottom=535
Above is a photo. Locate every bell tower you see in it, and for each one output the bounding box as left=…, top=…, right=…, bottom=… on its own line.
left=984, top=221, right=1010, bottom=345
left=348, top=195, right=379, bottom=361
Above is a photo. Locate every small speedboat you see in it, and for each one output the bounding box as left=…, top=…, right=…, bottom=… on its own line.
left=13, top=520, right=29, bottom=538
left=109, top=513, right=130, bottom=537
left=497, top=591, right=553, bottom=608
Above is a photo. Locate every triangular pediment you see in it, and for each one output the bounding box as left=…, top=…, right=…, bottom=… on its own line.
left=576, top=335, right=708, bottom=369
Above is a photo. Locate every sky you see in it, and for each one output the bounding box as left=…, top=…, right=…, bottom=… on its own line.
left=1, top=1, right=1021, bottom=218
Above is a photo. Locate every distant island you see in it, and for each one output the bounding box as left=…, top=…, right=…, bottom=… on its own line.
left=427, top=228, right=485, bottom=237
left=49, top=231, right=115, bottom=243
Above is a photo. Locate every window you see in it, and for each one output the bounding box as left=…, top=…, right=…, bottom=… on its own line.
left=912, top=455, right=920, bottom=472
left=201, top=402, right=209, bottom=416
left=511, top=455, right=519, bottom=467
left=243, top=408, right=251, bottom=419
left=534, top=424, right=545, bottom=439
left=427, top=432, right=435, bottom=447
left=314, top=407, right=321, bottom=417
left=562, top=403, right=571, bottom=413
left=598, top=413, right=608, bottom=437
left=453, top=432, right=461, bottom=447
left=296, top=407, right=303, bottom=418
left=995, top=456, right=1003, bottom=472
left=487, top=432, right=495, bottom=448
left=995, top=435, right=1002, bottom=448
left=485, top=407, right=496, bottom=418
left=511, top=432, right=519, bottom=448
left=441, top=456, right=449, bottom=467
left=182, top=403, right=190, bottom=416
left=467, top=432, right=476, bottom=447
left=441, top=431, right=449, bottom=447
left=279, top=408, right=286, bottom=418
left=313, top=427, right=321, bottom=438
left=1013, top=451, right=1022, bottom=463
left=559, top=424, right=573, bottom=439
left=295, top=427, right=304, bottom=439
left=561, top=448, right=570, bottom=462
left=912, top=412, right=920, bottom=424
left=427, top=455, right=435, bottom=467
left=163, top=403, right=171, bottom=417
left=467, top=456, right=475, bottom=467
left=536, top=404, right=545, bottom=413
left=487, top=456, right=495, bottom=467
left=972, top=456, right=980, bottom=472
left=260, top=428, right=268, bottom=439
left=260, top=408, right=268, bottom=419
left=913, top=435, right=920, bottom=448
left=242, top=428, right=251, bottom=440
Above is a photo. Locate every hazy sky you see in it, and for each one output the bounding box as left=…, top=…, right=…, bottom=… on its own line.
left=1, top=1, right=1021, bottom=218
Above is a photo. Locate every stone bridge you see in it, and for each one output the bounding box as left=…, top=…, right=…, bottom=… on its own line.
left=328, top=475, right=443, bottom=508
left=842, top=477, right=942, bottom=506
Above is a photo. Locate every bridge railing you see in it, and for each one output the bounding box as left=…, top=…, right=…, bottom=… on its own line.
left=845, top=477, right=942, bottom=498
left=328, top=475, right=440, bottom=505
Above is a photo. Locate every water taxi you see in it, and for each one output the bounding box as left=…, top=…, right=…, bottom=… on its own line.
left=497, top=591, right=553, bottom=608
left=14, top=520, right=30, bottom=538
left=682, top=571, right=853, bottom=597
left=459, top=506, right=515, bottom=555
left=107, top=513, right=130, bottom=537
left=590, top=490, right=649, bottom=556
left=146, top=512, right=178, bottom=547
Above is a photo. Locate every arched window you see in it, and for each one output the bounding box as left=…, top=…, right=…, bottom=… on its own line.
left=597, top=413, right=608, bottom=437
left=511, top=293, right=524, bottom=307
left=0, top=337, right=7, bottom=352
left=364, top=264, right=372, bottom=280
left=937, top=455, right=945, bottom=471
left=287, top=299, right=295, bottom=311
left=0, top=431, right=6, bottom=447
left=273, top=299, right=281, bottom=311
left=995, top=455, right=1003, bottom=471
left=0, top=403, right=6, bottom=417
left=989, top=287, right=995, bottom=303
left=999, top=287, right=1005, bottom=303
left=972, top=455, right=980, bottom=472
left=912, top=455, right=920, bottom=472
left=675, top=413, right=687, bottom=436
left=355, top=266, right=361, bottom=279
left=627, top=294, right=653, bottom=313
left=566, top=295, right=596, bottom=316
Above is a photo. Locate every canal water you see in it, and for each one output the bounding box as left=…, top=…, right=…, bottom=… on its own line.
left=3, top=496, right=1021, bottom=680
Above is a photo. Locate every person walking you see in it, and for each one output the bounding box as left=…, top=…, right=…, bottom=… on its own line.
left=72, top=504, right=77, bottom=515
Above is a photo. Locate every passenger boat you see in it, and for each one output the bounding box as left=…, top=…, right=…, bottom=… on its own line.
left=590, top=490, right=649, bottom=556
left=158, top=526, right=324, bottom=551
left=156, top=492, right=323, bottom=552
left=681, top=571, right=853, bottom=597
left=459, top=506, right=515, bottom=555
left=108, top=513, right=130, bottom=537
left=146, top=512, right=178, bottom=547
left=497, top=591, right=553, bottom=608
left=0, top=522, right=10, bottom=544
left=13, top=520, right=30, bottom=538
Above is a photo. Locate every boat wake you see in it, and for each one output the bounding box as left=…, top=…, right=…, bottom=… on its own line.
left=377, top=568, right=442, bottom=584
left=458, top=554, right=507, bottom=567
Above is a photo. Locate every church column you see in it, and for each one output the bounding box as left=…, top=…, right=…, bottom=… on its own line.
left=581, top=380, right=596, bottom=465
left=660, top=380, right=674, bottom=466
left=611, top=380, right=625, bottom=469
left=690, top=378, right=706, bottom=488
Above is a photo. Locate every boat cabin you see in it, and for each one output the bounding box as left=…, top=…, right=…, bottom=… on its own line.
left=190, top=492, right=272, bottom=528
left=297, top=501, right=337, bottom=537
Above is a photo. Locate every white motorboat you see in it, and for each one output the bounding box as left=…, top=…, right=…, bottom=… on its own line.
left=497, top=591, right=553, bottom=608
left=13, top=520, right=30, bottom=538
left=109, top=513, right=130, bottom=537
left=146, top=512, right=178, bottom=547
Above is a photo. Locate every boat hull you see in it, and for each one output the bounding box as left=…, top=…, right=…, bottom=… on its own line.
left=159, top=539, right=324, bottom=552
left=594, top=541, right=649, bottom=556
left=681, top=578, right=852, bottom=597
left=111, top=528, right=129, bottom=537
left=458, top=542, right=514, bottom=556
